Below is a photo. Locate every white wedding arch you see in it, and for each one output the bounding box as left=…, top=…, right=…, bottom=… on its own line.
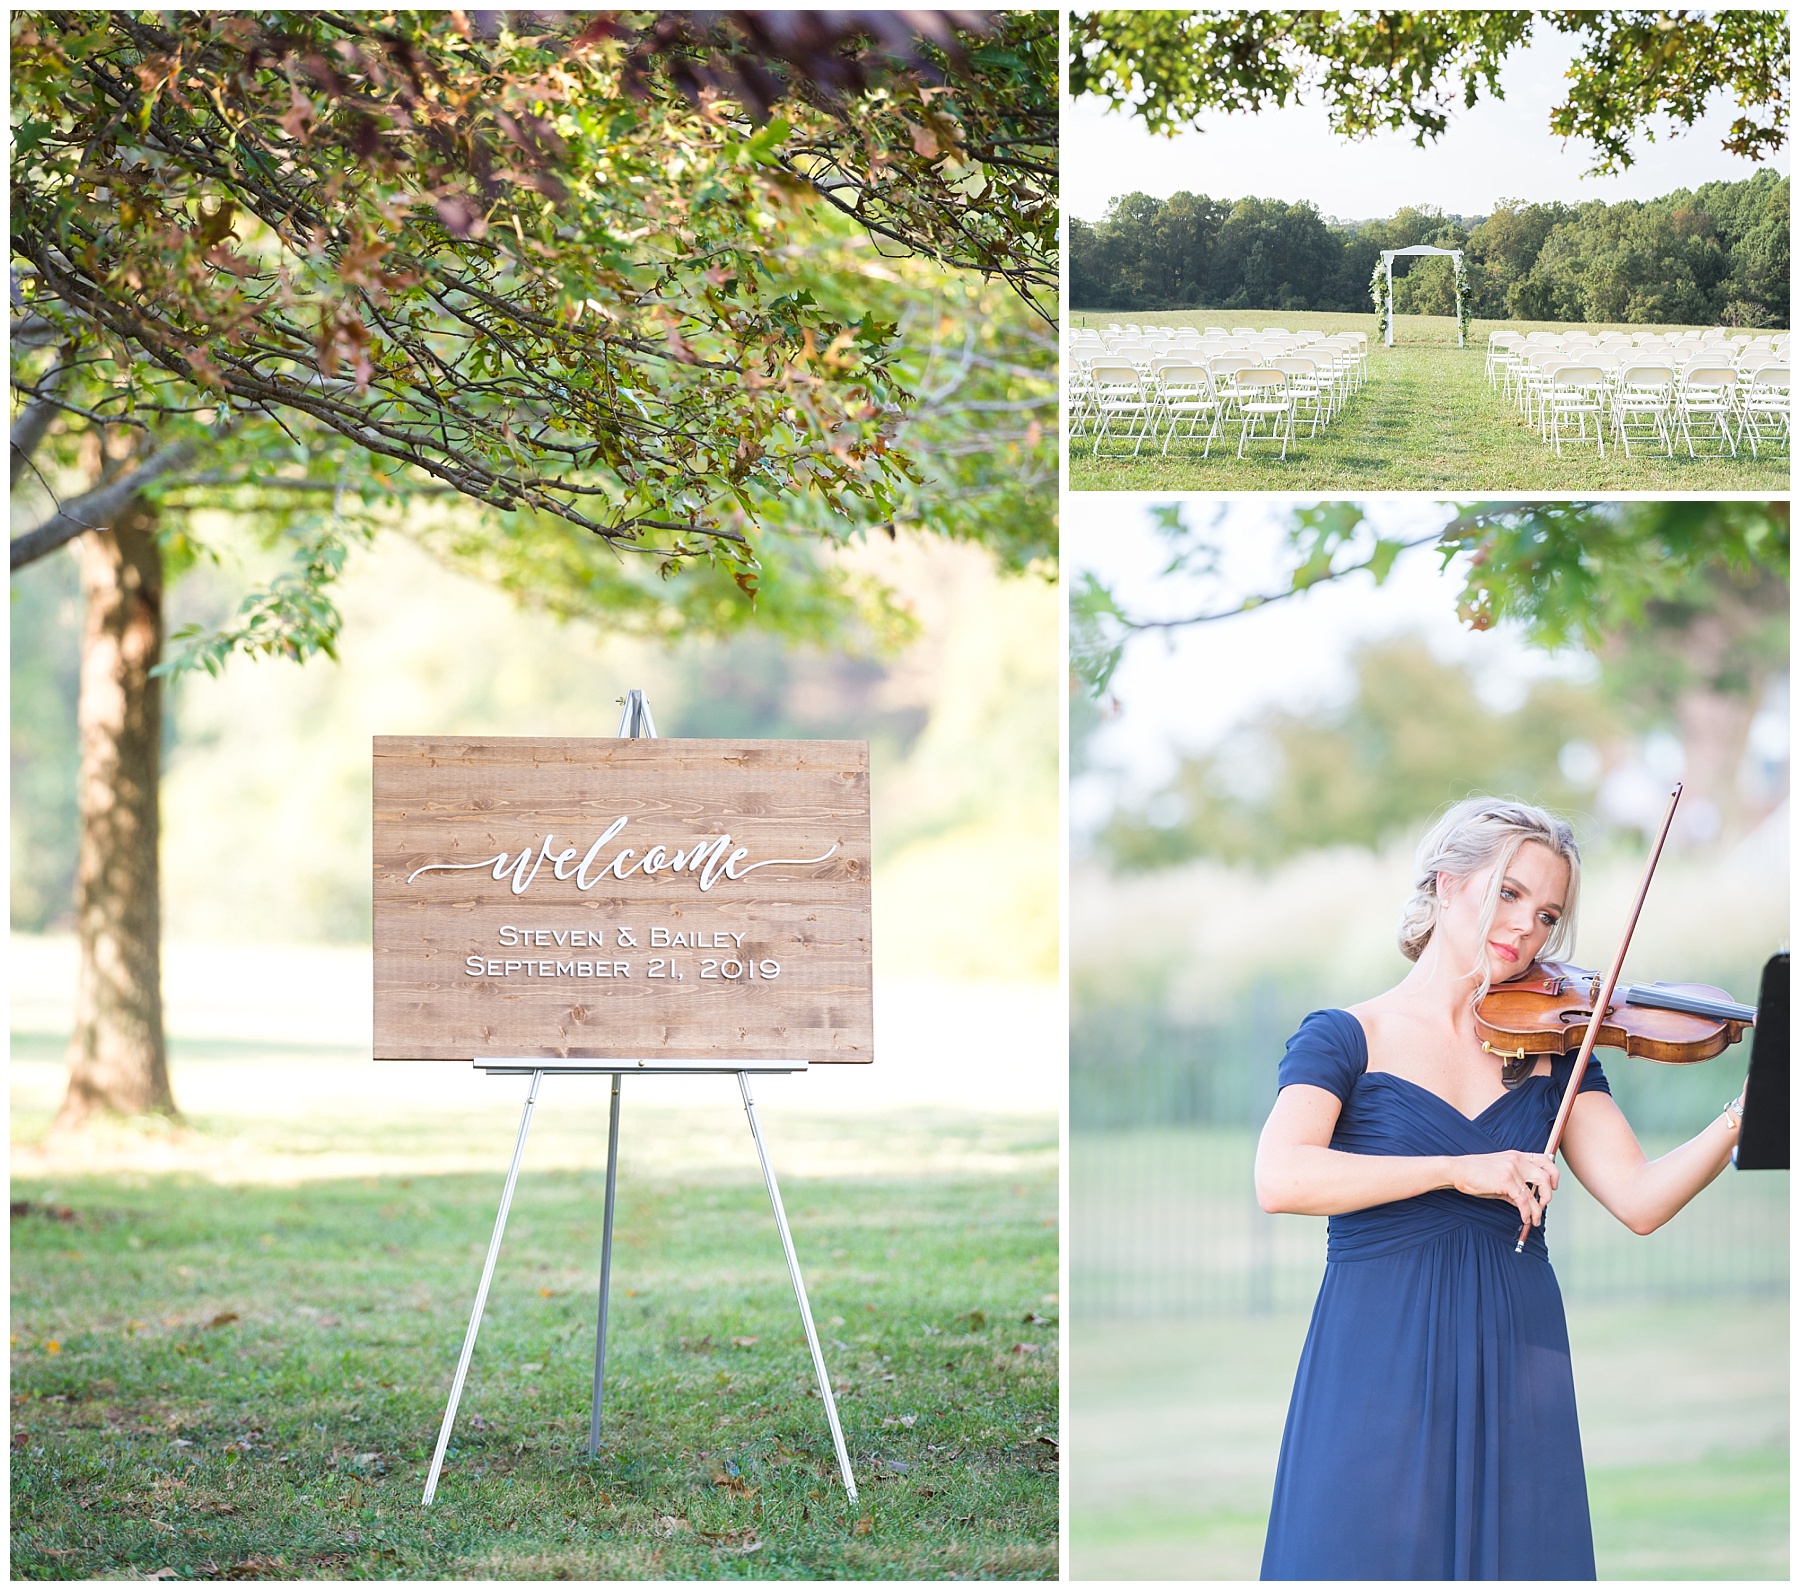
left=1374, top=244, right=1468, bottom=348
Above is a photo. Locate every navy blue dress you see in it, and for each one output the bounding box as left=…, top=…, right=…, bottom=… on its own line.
left=1260, top=1009, right=1607, bottom=1581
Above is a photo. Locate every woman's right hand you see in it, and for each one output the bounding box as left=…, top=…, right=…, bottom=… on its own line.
left=1449, top=1151, right=1559, bottom=1227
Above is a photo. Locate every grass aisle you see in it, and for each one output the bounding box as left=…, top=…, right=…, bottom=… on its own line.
left=1069, top=309, right=1790, bottom=491
left=11, top=1167, right=1058, bottom=1580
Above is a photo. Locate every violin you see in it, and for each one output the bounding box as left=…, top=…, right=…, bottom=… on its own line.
left=1479, top=958, right=1755, bottom=1081
left=1505, top=782, right=1739, bottom=1255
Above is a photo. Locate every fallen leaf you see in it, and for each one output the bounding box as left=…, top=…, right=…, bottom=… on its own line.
left=1010, top=1342, right=1041, bottom=1355
left=144, top=1569, right=182, bottom=1581
left=208, top=1312, right=239, bottom=1330
left=963, top=1310, right=986, bottom=1332
left=539, top=1287, right=554, bottom=1297
left=658, top=1514, right=690, bottom=1536
left=731, top=1336, right=758, bottom=1348
left=853, top=1514, right=873, bottom=1536
left=467, top=1415, right=491, bottom=1431
left=44, top=1341, right=60, bottom=1355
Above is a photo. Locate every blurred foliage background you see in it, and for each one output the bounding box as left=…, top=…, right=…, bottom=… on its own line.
left=12, top=523, right=1056, bottom=985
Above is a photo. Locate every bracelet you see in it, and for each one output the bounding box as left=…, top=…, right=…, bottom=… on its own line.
left=1722, top=1097, right=1744, bottom=1131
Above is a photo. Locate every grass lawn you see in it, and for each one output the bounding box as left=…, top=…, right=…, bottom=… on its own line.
left=1068, top=307, right=1791, bottom=492
left=11, top=1163, right=1058, bottom=1579
left=1069, top=1301, right=1787, bottom=1580
left=10, top=987, right=1059, bottom=1582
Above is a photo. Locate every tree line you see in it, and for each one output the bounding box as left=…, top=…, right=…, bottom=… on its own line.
left=1071, top=169, right=1789, bottom=327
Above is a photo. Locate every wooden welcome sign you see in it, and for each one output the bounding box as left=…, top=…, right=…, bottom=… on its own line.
left=373, top=737, right=873, bottom=1064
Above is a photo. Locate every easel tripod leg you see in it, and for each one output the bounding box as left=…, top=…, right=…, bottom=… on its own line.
left=587, top=1073, right=623, bottom=1457
left=737, top=1071, right=858, bottom=1507
left=422, top=1068, right=545, bottom=1506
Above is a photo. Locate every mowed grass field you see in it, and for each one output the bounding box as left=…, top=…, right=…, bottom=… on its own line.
left=1068, top=308, right=1791, bottom=491
left=1070, top=1301, right=1787, bottom=1581
left=9, top=1001, right=1059, bottom=1581
left=11, top=1164, right=1058, bottom=1580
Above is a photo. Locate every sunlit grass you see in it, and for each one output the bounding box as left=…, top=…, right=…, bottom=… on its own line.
left=11, top=1164, right=1058, bottom=1580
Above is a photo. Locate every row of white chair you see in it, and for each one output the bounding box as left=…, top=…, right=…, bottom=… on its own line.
left=1501, top=355, right=1788, bottom=459
left=1487, top=330, right=1788, bottom=384
left=1072, top=340, right=1364, bottom=382
left=1072, top=350, right=1366, bottom=459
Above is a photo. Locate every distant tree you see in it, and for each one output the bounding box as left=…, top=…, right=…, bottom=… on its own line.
left=1699, top=169, right=1792, bottom=326
left=1464, top=201, right=1579, bottom=318
left=1211, top=198, right=1344, bottom=311
left=1070, top=10, right=1789, bottom=175
left=1067, top=176, right=1787, bottom=324
left=1099, top=635, right=1623, bottom=870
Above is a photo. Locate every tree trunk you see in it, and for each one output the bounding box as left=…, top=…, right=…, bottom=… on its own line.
left=55, top=494, right=177, bottom=1125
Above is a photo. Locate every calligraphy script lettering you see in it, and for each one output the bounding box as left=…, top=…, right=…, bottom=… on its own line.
left=405, top=816, right=838, bottom=896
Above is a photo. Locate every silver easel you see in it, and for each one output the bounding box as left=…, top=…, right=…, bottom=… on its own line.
left=421, top=690, right=857, bottom=1507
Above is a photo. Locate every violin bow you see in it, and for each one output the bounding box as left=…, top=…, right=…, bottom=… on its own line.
left=1515, top=783, right=1683, bottom=1254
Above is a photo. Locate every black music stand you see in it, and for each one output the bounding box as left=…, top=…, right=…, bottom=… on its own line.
left=1734, top=952, right=1788, bottom=1171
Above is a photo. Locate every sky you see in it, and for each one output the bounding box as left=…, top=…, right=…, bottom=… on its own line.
left=1066, top=30, right=1789, bottom=223
left=1066, top=497, right=1599, bottom=841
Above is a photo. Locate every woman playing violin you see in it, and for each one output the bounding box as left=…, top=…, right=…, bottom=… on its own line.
left=1256, top=797, right=1747, bottom=1581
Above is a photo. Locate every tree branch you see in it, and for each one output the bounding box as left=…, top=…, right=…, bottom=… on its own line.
left=10, top=345, right=76, bottom=486
left=10, top=437, right=208, bottom=571
left=9, top=314, right=62, bottom=349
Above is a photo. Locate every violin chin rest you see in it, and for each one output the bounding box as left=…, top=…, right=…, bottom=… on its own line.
left=1499, top=1054, right=1535, bottom=1090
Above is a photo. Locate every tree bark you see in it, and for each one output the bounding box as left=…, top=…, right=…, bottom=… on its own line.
left=55, top=493, right=177, bottom=1125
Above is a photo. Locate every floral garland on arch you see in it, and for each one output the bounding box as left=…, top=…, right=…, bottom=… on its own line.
left=1369, top=260, right=1393, bottom=345
left=1453, top=254, right=1471, bottom=347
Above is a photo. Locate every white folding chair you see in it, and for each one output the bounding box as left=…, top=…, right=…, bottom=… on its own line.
left=1676, top=366, right=1740, bottom=457
left=1739, top=366, right=1789, bottom=459
left=1546, top=366, right=1607, bottom=457
left=1271, top=357, right=1329, bottom=436
left=1088, top=361, right=1158, bottom=456
left=1232, top=368, right=1296, bottom=459
left=1610, top=365, right=1675, bottom=457
left=1155, top=364, right=1223, bottom=458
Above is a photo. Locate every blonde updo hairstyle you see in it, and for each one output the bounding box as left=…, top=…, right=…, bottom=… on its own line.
left=1398, top=797, right=1581, bottom=1001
